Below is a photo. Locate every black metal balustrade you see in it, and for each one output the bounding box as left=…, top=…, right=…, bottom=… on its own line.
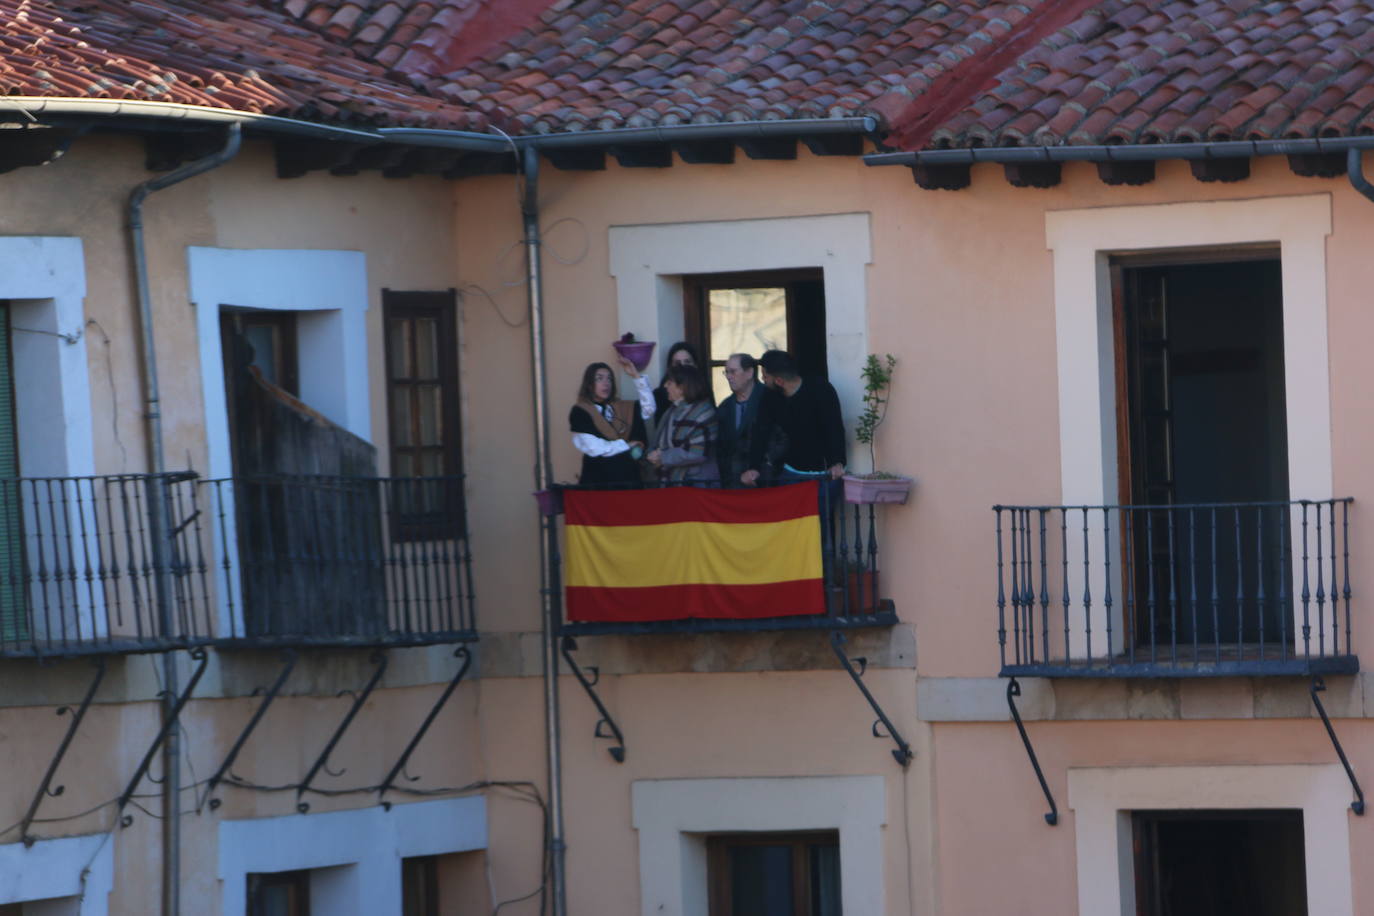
left=995, top=499, right=1357, bottom=677
left=0, top=473, right=474, bottom=658
left=555, top=481, right=896, bottom=635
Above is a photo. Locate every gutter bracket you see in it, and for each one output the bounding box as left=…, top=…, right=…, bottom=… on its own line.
left=1007, top=677, right=1058, bottom=825
left=116, top=648, right=209, bottom=827
left=378, top=644, right=474, bottom=807
left=202, top=649, right=298, bottom=812
left=21, top=657, right=107, bottom=845
left=560, top=637, right=625, bottom=763
left=1310, top=675, right=1365, bottom=815
left=296, top=651, right=388, bottom=813
left=830, top=631, right=913, bottom=767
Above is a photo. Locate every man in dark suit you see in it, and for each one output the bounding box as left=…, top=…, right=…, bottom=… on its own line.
left=716, top=353, right=782, bottom=486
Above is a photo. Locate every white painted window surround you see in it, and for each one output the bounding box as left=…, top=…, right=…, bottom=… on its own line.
left=187, top=247, right=371, bottom=636
left=0, top=238, right=103, bottom=642
left=608, top=213, right=873, bottom=470
left=632, top=775, right=885, bottom=916
left=187, top=246, right=373, bottom=483
left=1044, top=195, right=1333, bottom=656
left=0, top=833, right=114, bottom=915
left=1045, top=194, right=1333, bottom=511
left=218, top=797, right=486, bottom=916
left=1069, top=764, right=1353, bottom=915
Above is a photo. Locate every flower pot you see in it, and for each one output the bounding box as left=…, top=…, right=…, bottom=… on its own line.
left=842, top=474, right=912, bottom=505
left=612, top=339, right=656, bottom=371
left=533, top=487, right=563, bottom=517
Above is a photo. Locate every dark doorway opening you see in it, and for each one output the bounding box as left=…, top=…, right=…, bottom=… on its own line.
left=1132, top=809, right=1307, bottom=916
left=707, top=830, right=841, bottom=916
left=1115, top=255, right=1288, bottom=649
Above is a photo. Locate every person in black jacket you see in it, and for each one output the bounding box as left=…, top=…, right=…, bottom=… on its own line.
left=652, top=341, right=702, bottom=423
left=754, top=350, right=846, bottom=481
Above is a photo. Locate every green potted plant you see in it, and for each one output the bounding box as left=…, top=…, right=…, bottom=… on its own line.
left=844, top=353, right=913, bottom=504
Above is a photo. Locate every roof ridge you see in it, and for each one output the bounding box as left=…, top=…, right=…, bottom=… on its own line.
left=879, top=0, right=1107, bottom=151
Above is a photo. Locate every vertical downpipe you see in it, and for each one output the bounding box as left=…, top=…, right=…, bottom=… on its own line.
left=523, top=145, right=567, bottom=916
left=127, top=123, right=241, bottom=916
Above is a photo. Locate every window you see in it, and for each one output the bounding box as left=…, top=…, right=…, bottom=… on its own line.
left=402, top=856, right=439, bottom=916
left=684, top=270, right=826, bottom=403
left=383, top=290, right=463, bottom=535
left=1132, top=810, right=1306, bottom=916
left=707, top=831, right=841, bottom=916
left=247, top=870, right=310, bottom=916
left=221, top=310, right=300, bottom=396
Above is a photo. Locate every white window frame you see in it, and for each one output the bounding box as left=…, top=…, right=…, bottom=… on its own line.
left=188, top=247, right=372, bottom=637
left=0, top=237, right=104, bottom=643
left=218, top=796, right=486, bottom=916
left=1069, top=763, right=1353, bottom=914
left=608, top=213, right=873, bottom=470
left=0, top=833, right=114, bottom=915
left=632, top=775, right=885, bottom=916
left=1044, top=194, right=1333, bottom=655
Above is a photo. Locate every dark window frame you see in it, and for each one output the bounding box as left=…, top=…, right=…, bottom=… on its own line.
left=383, top=289, right=465, bottom=541
left=682, top=269, right=828, bottom=382
left=706, top=829, right=840, bottom=916
left=402, top=855, right=440, bottom=916
left=246, top=869, right=311, bottom=916
left=1131, top=808, right=1307, bottom=916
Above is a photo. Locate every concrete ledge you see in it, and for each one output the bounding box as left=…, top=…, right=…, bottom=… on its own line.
left=476, top=625, right=915, bottom=678
left=918, top=673, right=1371, bottom=722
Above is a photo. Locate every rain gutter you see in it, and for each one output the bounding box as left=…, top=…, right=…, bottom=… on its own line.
left=864, top=135, right=1374, bottom=167
left=513, top=115, right=879, bottom=148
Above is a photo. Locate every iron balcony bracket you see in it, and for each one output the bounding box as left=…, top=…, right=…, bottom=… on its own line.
left=379, top=644, right=474, bottom=807
left=202, top=649, right=298, bottom=812
left=830, top=631, right=913, bottom=767
left=1310, top=675, right=1366, bottom=815
left=117, top=648, right=209, bottom=827
left=21, top=657, right=108, bottom=845
left=296, top=651, right=388, bottom=813
left=560, top=636, right=625, bottom=763
left=1007, top=677, right=1058, bottom=825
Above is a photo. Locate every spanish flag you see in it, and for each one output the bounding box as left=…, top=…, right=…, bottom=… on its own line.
left=564, top=482, right=825, bottom=623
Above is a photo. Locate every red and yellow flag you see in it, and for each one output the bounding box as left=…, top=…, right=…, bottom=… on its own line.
left=563, top=482, right=825, bottom=623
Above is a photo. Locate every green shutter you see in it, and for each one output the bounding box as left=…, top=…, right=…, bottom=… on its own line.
left=0, top=304, right=26, bottom=644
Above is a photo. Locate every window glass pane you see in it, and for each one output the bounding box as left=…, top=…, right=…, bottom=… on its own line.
left=708, top=287, right=785, bottom=403
left=417, top=386, right=442, bottom=446
left=393, top=452, right=415, bottom=478
left=728, top=845, right=794, bottom=916
left=243, top=324, right=281, bottom=387
left=415, top=318, right=439, bottom=379
left=391, top=388, right=414, bottom=447
left=390, top=318, right=413, bottom=379
left=811, top=842, right=842, bottom=916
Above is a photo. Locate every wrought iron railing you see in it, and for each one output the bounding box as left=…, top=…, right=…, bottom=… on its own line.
left=553, top=481, right=895, bottom=635
left=994, top=499, right=1357, bottom=677
left=0, top=473, right=474, bottom=657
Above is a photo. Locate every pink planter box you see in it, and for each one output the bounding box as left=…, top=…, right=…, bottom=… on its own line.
left=843, top=475, right=913, bottom=505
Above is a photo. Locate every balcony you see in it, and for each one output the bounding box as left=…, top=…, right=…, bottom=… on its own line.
left=552, top=481, right=896, bottom=636
left=0, top=473, right=475, bottom=658
left=994, top=499, right=1357, bottom=678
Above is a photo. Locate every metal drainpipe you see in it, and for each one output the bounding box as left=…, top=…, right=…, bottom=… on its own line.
left=521, top=144, right=568, bottom=916
left=127, top=122, right=242, bottom=916
left=1348, top=147, right=1374, bottom=203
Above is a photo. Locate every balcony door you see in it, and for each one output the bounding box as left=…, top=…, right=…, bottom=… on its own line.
left=0, top=303, right=22, bottom=643
left=1116, top=254, right=1289, bottom=650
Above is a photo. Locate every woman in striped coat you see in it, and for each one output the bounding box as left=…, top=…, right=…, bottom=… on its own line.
left=647, top=365, right=720, bottom=485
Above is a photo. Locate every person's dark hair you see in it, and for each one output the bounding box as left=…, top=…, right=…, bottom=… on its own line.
left=661, top=341, right=702, bottom=383
left=758, top=349, right=799, bottom=380
left=666, top=364, right=709, bottom=404
left=730, top=353, right=759, bottom=376
left=579, top=362, right=615, bottom=403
